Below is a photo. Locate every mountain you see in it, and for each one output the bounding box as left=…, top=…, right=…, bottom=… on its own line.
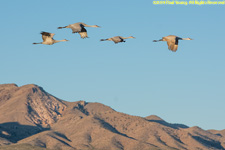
left=0, top=84, right=224, bottom=150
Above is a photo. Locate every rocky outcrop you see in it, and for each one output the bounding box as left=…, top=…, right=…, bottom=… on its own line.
left=0, top=84, right=66, bottom=128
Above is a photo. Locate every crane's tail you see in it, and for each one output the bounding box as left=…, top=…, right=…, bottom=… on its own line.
left=100, top=39, right=108, bottom=41
left=153, top=39, right=163, bottom=42
left=57, top=26, right=67, bottom=29
left=33, top=42, right=41, bottom=44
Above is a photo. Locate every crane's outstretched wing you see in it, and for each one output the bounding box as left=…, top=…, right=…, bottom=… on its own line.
left=41, top=32, right=53, bottom=41
left=167, top=40, right=178, bottom=52
left=119, top=37, right=125, bottom=43
left=78, top=27, right=88, bottom=38
left=112, top=36, right=124, bottom=44
left=68, top=23, right=82, bottom=33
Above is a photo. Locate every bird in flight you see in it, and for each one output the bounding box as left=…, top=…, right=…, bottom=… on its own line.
left=153, top=35, right=193, bottom=52
left=58, top=22, right=100, bottom=39
left=100, top=36, right=135, bottom=44
left=33, top=32, right=68, bottom=45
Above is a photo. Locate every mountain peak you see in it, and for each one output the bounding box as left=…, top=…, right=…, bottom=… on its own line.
left=145, top=115, right=164, bottom=121
left=20, top=84, right=39, bottom=89
left=0, top=83, right=18, bottom=89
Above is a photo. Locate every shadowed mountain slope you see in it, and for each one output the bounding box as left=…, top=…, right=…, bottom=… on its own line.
left=0, top=84, right=224, bottom=150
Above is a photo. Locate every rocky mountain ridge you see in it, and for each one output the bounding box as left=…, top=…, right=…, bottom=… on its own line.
left=0, top=84, right=224, bottom=150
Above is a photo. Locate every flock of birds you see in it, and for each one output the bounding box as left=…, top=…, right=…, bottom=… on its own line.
left=33, top=22, right=193, bottom=52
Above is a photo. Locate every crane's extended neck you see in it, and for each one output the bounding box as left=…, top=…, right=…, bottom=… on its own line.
left=181, top=38, right=192, bottom=40
left=84, top=24, right=100, bottom=28
left=54, top=39, right=68, bottom=43
left=122, top=36, right=135, bottom=39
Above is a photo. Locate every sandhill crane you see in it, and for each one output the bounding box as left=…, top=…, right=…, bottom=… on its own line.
left=153, top=35, right=193, bottom=52
left=58, top=22, right=100, bottom=39
left=100, top=36, right=135, bottom=44
left=33, top=32, right=68, bottom=45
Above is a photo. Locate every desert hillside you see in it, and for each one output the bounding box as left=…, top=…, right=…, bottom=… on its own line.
left=0, top=84, right=224, bottom=150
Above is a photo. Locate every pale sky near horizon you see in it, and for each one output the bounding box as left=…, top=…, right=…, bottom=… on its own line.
left=0, top=0, right=224, bottom=130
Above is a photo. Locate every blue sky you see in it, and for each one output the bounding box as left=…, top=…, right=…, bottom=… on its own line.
left=0, top=0, right=224, bottom=130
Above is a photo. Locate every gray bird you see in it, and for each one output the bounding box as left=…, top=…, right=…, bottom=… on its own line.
left=58, top=22, right=100, bottom=39
left=100, top=36, right=135, bottom=44
left=33, top=32, right=68, bottom=45
left=153, top=35, right=193, bottom=52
